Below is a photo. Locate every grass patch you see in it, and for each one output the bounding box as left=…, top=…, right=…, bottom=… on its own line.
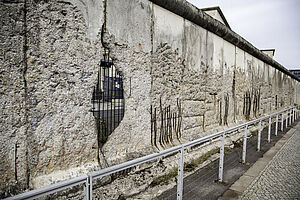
left=215, top=180, right=229, bottom=186
left=184, top=148, right=219, bottom=172
left=233, top=140, right=243, bottom=148
left=251, top=130, right=258, bottom=136
left=224, top=147, right=231, bottom=155
left=205, top=164, right=212, bottom=170
left=150, top=167, right=178, bottom=187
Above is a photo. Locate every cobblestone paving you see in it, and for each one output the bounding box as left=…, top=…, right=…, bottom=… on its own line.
left=240, top=128, right=300, bottom=200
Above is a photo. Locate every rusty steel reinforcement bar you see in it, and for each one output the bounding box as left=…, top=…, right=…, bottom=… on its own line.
left=148, top=0, right=299, bottom=82
left=5, top=106, right=299, bottom=200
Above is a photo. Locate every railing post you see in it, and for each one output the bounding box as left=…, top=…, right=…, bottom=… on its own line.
left=89, top=176, right=93, bottom=200
left=275, top=115, right=278, bottom=136
left=242, top=125, right=248, bottom=164
left=293, top=108, right=295, bottom=123
left=286, top=111, right=288, bottom=128
left=257, top=120, right=261, bottom=151
left=84, top=176, right=92, bottom=200
left=268, top=117, right=271, bottom=143
left=289, top=109, right=292, bottom=125
left=281, top=113, right=284, bottom=131
left=218, top=133, right=225, bottom=182
left=177, top=147, right=184, bottom=200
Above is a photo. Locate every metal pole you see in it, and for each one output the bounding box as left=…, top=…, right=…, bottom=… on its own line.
left=89, top=176, right=92, bottom=200
left=286, top=111, right=288, bottom=128
left=289, top=109, right=292, bottom=125
left=257, top=120, right=261, bottom=151
left=218, top=133, right=225, bottom=182
left=242, top=125, right=248, bottom=164
left=84, top=177, right=90, bottom=200
left=177, top=147, right=184, bottom=200
left=281, top=113, right=284, bottom=131
left=268, top=117, right=271, bottom=143
left=293, top=108, right=295, bottom=123
left=275, top=115, right=278, bottom=136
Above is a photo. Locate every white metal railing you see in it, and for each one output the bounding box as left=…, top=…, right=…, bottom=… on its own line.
left=5, top=106, right=299, bottom=200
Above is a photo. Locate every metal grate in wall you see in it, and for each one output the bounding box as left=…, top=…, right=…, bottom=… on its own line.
left=91, top=54, right=125, bottom=144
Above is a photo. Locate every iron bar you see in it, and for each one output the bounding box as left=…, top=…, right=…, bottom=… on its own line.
left=268, top=117, right=271, bottom=143
left=154, top=108, right=157, bottom=148
left=111, top=66, right=113, bottom=135
left=151, top=105, right=153, bottom=146
left=100, top=67, right=104, bottom=141
left=107, top=67, right=110, bottom=139
left=160, top=98, right=164, bottom=146
left=165, top=107, right=169, bottom=144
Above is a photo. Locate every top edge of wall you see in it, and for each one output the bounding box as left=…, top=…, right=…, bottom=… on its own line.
left=149, top=0, right=299, bottom=82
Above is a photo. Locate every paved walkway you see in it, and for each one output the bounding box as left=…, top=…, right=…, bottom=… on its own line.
left=221, top=122, right=300, bottom=200
left=241, top=124, right=300, bottom=199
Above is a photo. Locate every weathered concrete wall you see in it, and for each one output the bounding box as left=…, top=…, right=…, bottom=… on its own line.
left=1, top=0, right=299, bottom=198
left=0, top=1, right=28, bottom=195
left=1, top=0, right=103, bottom=196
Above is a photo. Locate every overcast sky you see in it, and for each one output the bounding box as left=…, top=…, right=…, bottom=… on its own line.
left=186, top=0, right=300, bottom=70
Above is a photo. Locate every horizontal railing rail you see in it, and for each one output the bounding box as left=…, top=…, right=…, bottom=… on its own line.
left=5, top=106, right=299, bottom=200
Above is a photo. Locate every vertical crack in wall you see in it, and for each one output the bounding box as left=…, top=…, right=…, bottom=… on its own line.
left=14, top=142, right=17, bottom=182
left=204, top=29, right=209, bottom=129
left=22, top=0, right=30, bottom=188
left=232, top=70, right=236, bottom=122
left=97, top=0, right=109, bottom=168
left=150, top=2, right=154, bottom=91
left=101, top=0, right=109, bottom=49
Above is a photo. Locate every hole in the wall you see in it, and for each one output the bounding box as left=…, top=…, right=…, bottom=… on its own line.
left=91, top=52, right=125, bottom=145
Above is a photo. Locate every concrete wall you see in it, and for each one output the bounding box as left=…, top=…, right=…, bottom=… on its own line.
left=1, top=0, right=299, bottom=197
